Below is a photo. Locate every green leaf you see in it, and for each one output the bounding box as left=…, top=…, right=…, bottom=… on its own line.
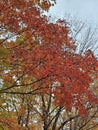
left=0, top=48, right=10, bottom=58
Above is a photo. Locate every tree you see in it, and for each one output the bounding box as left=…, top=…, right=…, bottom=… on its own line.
left=0, top=0, right=98, bottom=129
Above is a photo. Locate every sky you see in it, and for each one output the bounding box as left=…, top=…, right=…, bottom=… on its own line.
left=46, top=0, right=98, bottom=55
left=48, top=0, right=98, bottom=25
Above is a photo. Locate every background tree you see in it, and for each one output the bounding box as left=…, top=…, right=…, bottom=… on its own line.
left=62, top=14, right=98, bottom=55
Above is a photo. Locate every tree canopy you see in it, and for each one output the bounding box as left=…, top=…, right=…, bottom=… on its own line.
left=0, top=0, right=98, bottom=129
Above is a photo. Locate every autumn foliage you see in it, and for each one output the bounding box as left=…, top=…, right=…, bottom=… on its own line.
left=0, top=0, right=98, bottom=129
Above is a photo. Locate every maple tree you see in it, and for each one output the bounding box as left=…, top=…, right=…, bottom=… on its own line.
left=0, top=0, right=98, bottom=129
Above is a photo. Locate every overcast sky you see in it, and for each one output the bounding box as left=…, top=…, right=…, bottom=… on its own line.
left=46, top=0, right=98, bottom=55
left=48, top=0, right=98, bottom=25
